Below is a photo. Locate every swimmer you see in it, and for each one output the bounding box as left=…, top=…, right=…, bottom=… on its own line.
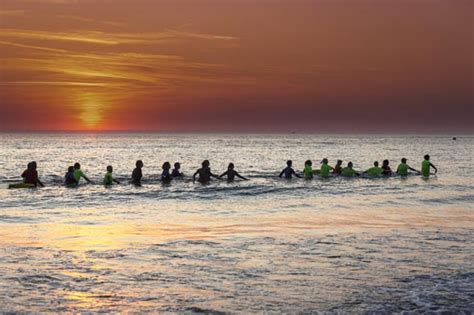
left=341, top=161, right=360, bottom=177
left=279, top=160, right=301, bottom=179
left=421, top=155, right=437, bottom=177
left=161, top=162, right=172, bottom=183
left=171, top=162, right=184, bottom=178
left=396, top=158, right=420, bottom=176
left=131, top=160, right=144, bottom=186
left=320, top=158, right=334, bottom=178
left=65, top=165, right=78, bottom=186
left=333, top=160, right=343, bottom=175
left=73, top=162, right=91, bottom=184
left=363, top=161, right=383, bottom=177
left=381, top=159, right=393, bottom=176
left=21, top=161, right=44, bottom=187
left=193, top=160, right=219, bottom=183
left=303, top=160, right=313, bottom=180
left=103, top=165, right=120, bottom=186
left=219, top=163, right=248, bottom=181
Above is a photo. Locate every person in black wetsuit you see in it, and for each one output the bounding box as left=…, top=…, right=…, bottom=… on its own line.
left=219, top=163, right=248, bottom=181
left=171, top=162, right=183, bottom=178
left=333, top=160, right=343, bottom=175
left=161, top=162, right=172, bottom=183
left=193, top=160, right=219, bottom=183
left=381, top=159, right=393, bottom=176
left=131, top=160, right=143, bottom=186
left=22, top=161, right=45, bottom=187
left=279, top=160, right=301, bottom=179
left=65, top=166, right=78, bottom=186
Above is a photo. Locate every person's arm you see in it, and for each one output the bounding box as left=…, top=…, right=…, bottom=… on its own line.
left=218, top=171, right=228, bottom=179
left=408, top=166, right=420, bottom=174
left=113, top=178, right=120, bottom=184
left=82, top=174, right=91, bottom=183
left=235, top=172, right=248, bottom=180
left=430, top=163, right=438, bottom=174
left=193, top=170, right=199, bottom=182
left=37, top=178, right=45, bottom=187
left=293, top=169, right=302, bottom=178
left=279, top=169, right=285, bottom=178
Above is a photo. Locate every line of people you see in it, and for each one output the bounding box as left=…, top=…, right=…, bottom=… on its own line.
left=281, top=155, right=437, bottom=179
left=14, top=155, right=437, bottom=188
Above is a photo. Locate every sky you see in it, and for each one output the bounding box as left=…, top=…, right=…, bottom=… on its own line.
left=0, top=0, right=472, bottom=132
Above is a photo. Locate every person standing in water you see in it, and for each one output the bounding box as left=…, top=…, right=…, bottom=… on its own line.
left=73, top=162, right=91, bottom=184
left=320, top=158, right=334, bottom=178
left=279, top=160, right=301, bottom=179
left=104, top=165, right=120, bottom=186
left=65, top=166, right=78, bottom=186
left=219, top=163, right=248, bottom=181
left=193, top=160, right=219, bottom=183
left=341, top=161, right=360, bottom=177
left=21, top=161, right=45, bottom=187
left=161, top=162, right=172, bottom=183
left=131, top=160, right=144, bottom=186
left=381, top=159, right=393, bottom=176
left=396, top=158, right=419, bottom=176
left=363, top=161, right=383, bottom=177
left=421, top=155, right=437, bottom=177
left=333, top=160, right=343, bottom=175
left=171, top=162, right=184, bottom=178
left=303, top=160, right=313, bottom=180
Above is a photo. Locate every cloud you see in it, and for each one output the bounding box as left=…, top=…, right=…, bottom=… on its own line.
left=0, top=10, right=26, bottom=17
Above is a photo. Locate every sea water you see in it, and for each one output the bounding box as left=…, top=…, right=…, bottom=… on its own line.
left=0, top=133, right=473, bottom=313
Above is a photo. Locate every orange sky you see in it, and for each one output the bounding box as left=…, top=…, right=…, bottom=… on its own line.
left=0, top=0, right=472, bottom=132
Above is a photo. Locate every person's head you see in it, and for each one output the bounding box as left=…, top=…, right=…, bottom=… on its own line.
left=29, top=161, right=37, bottom=170
left=228, top=163, right=235, bottom=170
left=136, top=160, right=143, bottom=168
left=321, top=158, right=328, bottom=165
left=373, top=161, right=379, bottom=167
left=74, top=162, right=81, bottom=170
left=383, top=159, right=389, bottom=166
left=348, top=161, right=353, bottom=168
left=202, top=160, right=210, bottom=168
left=401, top=158, right=407, bottom=163
left=305, top=160, right=312, bottom=167
left=336, top=160, right=343, bottom=166
left=424, top=154, right=430, bottom=160
left=68, top=166, right=74, bottom=173
left=286, top=160, right=293, bottom=167
left=162, top=162, right=171, bottom=170
left=107, top=165, right=113, bottom=173
left=174, top=162, right=181, bottom=169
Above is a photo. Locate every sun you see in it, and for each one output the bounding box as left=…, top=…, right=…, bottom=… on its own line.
left=76, top=92, right=107, bottom=129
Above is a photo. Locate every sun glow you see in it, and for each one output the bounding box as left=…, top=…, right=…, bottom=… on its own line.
left=77, top=93, right=107, bottom=129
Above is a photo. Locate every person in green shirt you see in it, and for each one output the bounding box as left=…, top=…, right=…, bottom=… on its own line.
left=303, top=160, right=313, bottom=179
left=341, top=161, right=360, bottom=177
left=104, top=165, right=120, bottom=186
left=363, top=161, right=383, bottom=177
left=319, top=158, right=334, bottom=178
left=73, top=162, right=91, bottom=184
left=421, top=155, right=437, bottom=177
left=396, top=158, right=420, bottom=176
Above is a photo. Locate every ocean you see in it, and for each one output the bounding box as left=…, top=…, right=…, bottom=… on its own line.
left=0, top=133, right=473, bottom=313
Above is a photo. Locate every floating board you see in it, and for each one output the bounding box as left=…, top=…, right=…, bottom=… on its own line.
left=8, top=183, right=36, bottom=189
